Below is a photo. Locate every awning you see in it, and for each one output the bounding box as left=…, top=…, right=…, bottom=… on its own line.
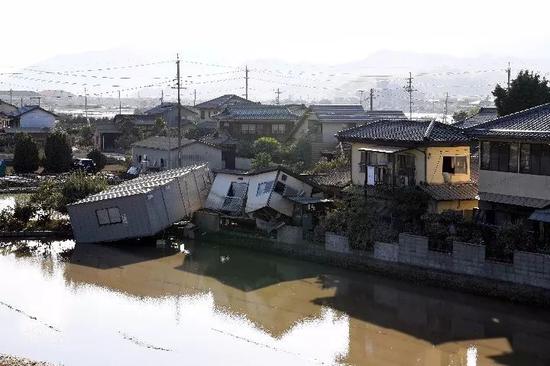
left=358, top=146, right=408, bottom=154
left=529, top=209, right=550, bottom=223
left=479, top=192, right=550, bottom=209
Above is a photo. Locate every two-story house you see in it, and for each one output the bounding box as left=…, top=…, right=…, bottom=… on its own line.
left=304, top=105, right=406, bottom=144
left=3, top=105, right=58, bottom=144
left=336, top=119, right=478, bottom=214
left=468, top=103, right=550, bottom=231
left=216, top=104, right=304, bottom=141
left=194, top=94, right=256, bottom=128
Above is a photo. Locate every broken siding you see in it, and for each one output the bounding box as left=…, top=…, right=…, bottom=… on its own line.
left=268, top=171, right=313, bottom=217
left=245, top=171, right=278, bottom=213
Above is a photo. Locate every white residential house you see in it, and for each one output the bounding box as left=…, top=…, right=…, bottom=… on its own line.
left=132, top=136, right=251, bottom=171
left=205, top=167, right=315, bottom=220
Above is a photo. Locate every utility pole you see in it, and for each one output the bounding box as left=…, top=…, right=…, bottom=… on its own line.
left=404, top=72, right=416, bottom=119
left=245, top=65, right=249, bottom=100
left=506, top=62, right=512, bottom=90
left=443, top=92, right=449, bottom=124
left=9, top=89, right=12, bottom=105
left=160, top=90, right=164, bottom=105
left=176, top=53, right=182, bottom=168
left=193, top=89, right=197, bottom=106
left=118, top=90, right=122, bottom=115
left=84, top=88, right=88, bottom=120
left=275, top=88, right=282, bottom=105
left=357, top=89, right=365, bottom=107
left=369, top=88, right=374, bottom=111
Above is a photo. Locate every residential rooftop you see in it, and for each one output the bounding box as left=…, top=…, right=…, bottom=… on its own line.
left=467, top=103, right=550, bottom=141
left=132, top=136, right=216, bottom=151
left=216, top=104, right=300, bottom=122
left=309, top=105, right=406, bottom=124
left=143, top=102, right=197, bottom=115
left=195, top=94, right=256, bottom=110
left=453, top=107, right=498, bottom=129
left=336, top=119, right=469, bottom=146
left=419, top=182, right=478, bottom=202
left=69, top=165, right=207, bottom=205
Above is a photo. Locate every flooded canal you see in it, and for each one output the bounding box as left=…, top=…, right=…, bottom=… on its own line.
left=1, top=240, right=550, bottom=365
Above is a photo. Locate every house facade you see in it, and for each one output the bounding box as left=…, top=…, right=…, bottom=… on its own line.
left=337, top=119, right=478, bottom=214
left=0, top=100, right=18, bottom=127
left=131, top=135, right=251, bottom=171
left=468, top=103, right=550, bottom=232
left=216, top=104, right=302, bottom=141
left=205, top=167, right=315, bottom=221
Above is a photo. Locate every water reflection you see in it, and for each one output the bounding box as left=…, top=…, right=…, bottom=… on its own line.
left=1, top=240, right=550, bottom=365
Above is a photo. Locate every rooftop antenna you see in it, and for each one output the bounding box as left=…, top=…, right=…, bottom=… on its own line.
left=369, top=88, right=374, bottom=111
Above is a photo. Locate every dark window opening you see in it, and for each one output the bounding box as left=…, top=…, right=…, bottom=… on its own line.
left=274, top=181, right=286, bottom=194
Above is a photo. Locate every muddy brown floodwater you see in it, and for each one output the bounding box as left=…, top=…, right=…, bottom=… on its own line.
left=1, top=239, right=550, bottom=366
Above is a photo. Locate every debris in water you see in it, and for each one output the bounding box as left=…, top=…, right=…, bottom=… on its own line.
left=118, top=331, right=172, bottom=352
left=220, top=255, right=230, bottom=263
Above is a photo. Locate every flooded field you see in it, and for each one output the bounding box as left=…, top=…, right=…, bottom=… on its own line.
left=1, top=239, right=550, bottom=365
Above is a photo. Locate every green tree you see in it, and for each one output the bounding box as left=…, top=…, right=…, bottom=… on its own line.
left=253, top=137, right=281, bottom=156
left=152, top=117, right=167, bottom=136
left=252, top=152, right=273, bottom=169
left=44, top=132, right=73, bottom=173
left=78, top=125, right=94, bottom=146
left=493, top=70, right=550, bottom=116
left=115, top=118, right=144, bottom=150
left=13, top=134, right=39, bottom=173
left=87, top=149, right=107, bottom=171
left=60, top=172, right=107, bottom=211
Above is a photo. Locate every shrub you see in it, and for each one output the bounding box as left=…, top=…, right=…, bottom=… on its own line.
left=13, top=134, right=39, bottom=173
left=310, top=155, right=348, bottom=173
left=44, top=132, right=73, bottom=173
left=252, top=152, right=273, bottom=169
left=59, top=172, right=108, bottom=212
left=253, top=137, right=281, bottom=156
left=87, top=149, right=107, bottom=171
left=391, top=187, right=430, bottom=233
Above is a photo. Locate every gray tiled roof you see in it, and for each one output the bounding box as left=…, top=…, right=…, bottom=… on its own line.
left=216, top=104, right=300, bottom=122
left=419, top=183, right=478, bottom=201
left=143, top=103, right=197, bottom=115
left=468, top=103, right=550, bottom=141
left=10, top=105, right=58, bottom=118
left=479, top=192, right=550, bottom=209
left=453, top=107, right=498, bottom=129
left=337, top=119, right=469, bottom=146
left=69, top=165, right=207, bottom=205
left=304, top=169, right=351, bottom=188
left=310, top=105, right=406, bottom=124
left=195, top=94, right=255, bottom=110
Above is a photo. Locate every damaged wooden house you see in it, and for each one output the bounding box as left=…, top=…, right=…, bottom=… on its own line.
left=204, top=167, right=330, bottom=233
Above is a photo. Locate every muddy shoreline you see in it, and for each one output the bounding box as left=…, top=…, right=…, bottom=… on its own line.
left=0, top=355, right=54, bottom=366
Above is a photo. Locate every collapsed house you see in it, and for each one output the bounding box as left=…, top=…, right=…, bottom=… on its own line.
left=67, top=165, right=211, bottom=243
left=204, top=167, right=330, bottom=232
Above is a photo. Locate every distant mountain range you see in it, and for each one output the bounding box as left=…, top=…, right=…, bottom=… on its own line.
left=2, top=47, right=550, bottom=112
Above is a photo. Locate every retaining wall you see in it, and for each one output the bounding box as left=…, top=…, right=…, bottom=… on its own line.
left=373, top=233, right=550, bottom=290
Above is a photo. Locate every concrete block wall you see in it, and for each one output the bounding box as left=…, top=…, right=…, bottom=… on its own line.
left=277, top=225, right=304, bottom=245
left=325, top=232, right=350, bottom=253
left=373, top=233, right=550, bottom=289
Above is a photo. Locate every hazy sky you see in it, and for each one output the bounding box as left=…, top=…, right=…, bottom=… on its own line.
left=2, top=0, right=550, bottom=70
